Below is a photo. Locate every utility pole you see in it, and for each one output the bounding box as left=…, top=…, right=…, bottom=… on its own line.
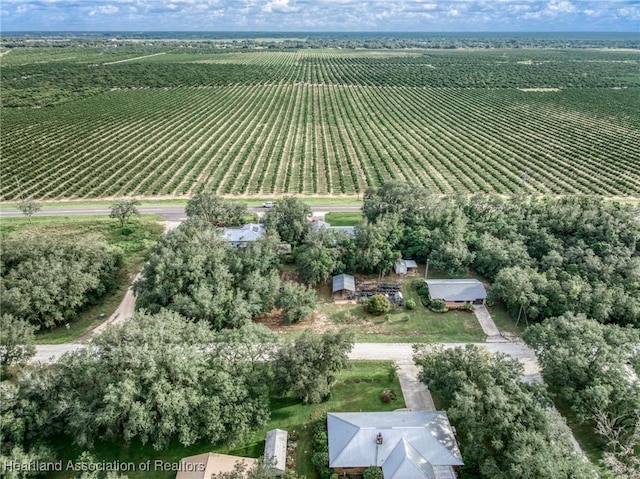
left=516, top=304, right=529, bottom=327
left=424, top=259, right=429, bottom=280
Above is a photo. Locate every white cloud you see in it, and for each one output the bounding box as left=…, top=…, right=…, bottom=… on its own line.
left=547, top=1, right=576, bottom=15
left=263, top=0, right=295, bottom=13
left=2, top=0, right=638, bottom=31
left=89, top=5, right=119, bottom=16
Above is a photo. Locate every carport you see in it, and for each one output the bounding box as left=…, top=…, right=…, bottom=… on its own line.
left=332, top=274, right=356, bottom=299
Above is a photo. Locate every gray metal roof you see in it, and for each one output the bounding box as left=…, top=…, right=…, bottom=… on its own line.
left=221, top=223, right=265, bottom=243
left=425, top=279, right=487, bottom=302
left=311, top=221, right=356, bottom=237
left=332, top=274, right=356, bottom=293
left=331, top=226, right=356, bottom=237
left=264, top=428, right=288, bottom=475
left=311, top=220, right=330, bottom=230
left=383, top=438, right=436, bottom=479
left=327, top=411, right=463, bottom=472
left=395, top=260, right=419, bottom=274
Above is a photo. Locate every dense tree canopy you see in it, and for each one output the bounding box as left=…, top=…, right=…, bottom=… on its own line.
left=1, top=233, right=122, bottom=328
left=0, top=314, right=36, bottom=369
left=263, top=197, right=311, bottom=246
left=524, top=313, right=640, bottom=476
left=294, top=229, right=346, bottom=285
left=0, top=379, right=55, bottom=479
left=414, top=345, right=598, bottom=479
left=134, top=219, right=283, bottom=329
left=185, top=193, right=248, bottom=226
left=354, top=215, right=402, bottom=274
left=360, top=184, right=640, bottom=326
left=273, top=330, right=354, bottom=404
left=362, top=181, right=433, bottom=225
left=10, top=311, right=273, bottom=451
left=276, top=281, right=317, bottom=325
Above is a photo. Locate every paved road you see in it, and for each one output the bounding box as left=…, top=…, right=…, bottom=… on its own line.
left=0, top=204, right=362, bottom=221
left=350, top=342, right=541, bottom=380
left=34, top=341, right=541, bottom=378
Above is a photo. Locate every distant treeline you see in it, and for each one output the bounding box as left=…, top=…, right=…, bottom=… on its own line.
left=3, top=31, right=640, bottom=50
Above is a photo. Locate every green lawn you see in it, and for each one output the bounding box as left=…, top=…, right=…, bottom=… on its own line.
left=0, top=197, right=363, bottom=210
left=484, top=301, right=526, bottom=337
left=318, top=278, right=485, bottom=343
left=551, top=396, right=606, bottom=469
left=0, top=216, right=164, bottom=343
left=49, top=361, right=405, bottom=479
left=323, top=212, right=363, bottom=226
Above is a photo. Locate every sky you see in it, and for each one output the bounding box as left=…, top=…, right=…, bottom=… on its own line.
left=1, top=0, right=639, bottom=32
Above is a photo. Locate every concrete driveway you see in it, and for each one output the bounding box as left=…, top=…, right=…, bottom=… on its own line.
left=396, top=363, right=436, bottom=411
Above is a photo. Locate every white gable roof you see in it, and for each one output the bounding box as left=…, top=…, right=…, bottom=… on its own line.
left=264, top=429, right=288, bottom=475
left=327, top=411, right=463, bottom=475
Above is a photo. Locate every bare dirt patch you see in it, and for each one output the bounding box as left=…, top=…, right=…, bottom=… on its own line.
left=254, top=308, right=339, bottom=334
left=518, top=87, right=561, bottom=92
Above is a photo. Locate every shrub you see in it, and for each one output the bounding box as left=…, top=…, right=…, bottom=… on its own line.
left=387, top=363, right=399, bottom=381
left=429, top=298, right=448, bottom=313
left=276, top=281, right=316, bottom=325
left=447, top=303, right=475, bottom=312
left=405, top=298, right=416, bottom=310
left=367, top=294, right=391, bottom=315
left=380, top=389, right=397, bottom=403
left=363, top=467, right=384, bottom=479
left=416, top=283, right=431, bottom=306
left=311, top=418, right=333, bottom=479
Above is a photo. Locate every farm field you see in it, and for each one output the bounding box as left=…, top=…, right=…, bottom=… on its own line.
left=2, top=47, right=639, bottom=199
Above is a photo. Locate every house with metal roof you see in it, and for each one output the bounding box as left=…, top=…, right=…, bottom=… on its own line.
left=311, top=220, right=356, bottom=237
left=394, top=259, right=419, bottom=275
left=332, top=274, right=356, bottom=299
left=327, top=411, right=463, bottom=479
left=221, top=223, right=265, bottom=247
left=264, top=429, right=288, bottom=476
left=424, top=279, right=487, bottom=306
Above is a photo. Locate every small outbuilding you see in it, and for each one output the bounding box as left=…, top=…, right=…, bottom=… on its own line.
left=332, top=274, right=356, bottom=298
left=394, top=259, right=419, bottom=275
left=175, top=453, right=257, bottom=479
left=424, top=279, right=487, bottom=306
left=264, top=428, right=288, bottom=476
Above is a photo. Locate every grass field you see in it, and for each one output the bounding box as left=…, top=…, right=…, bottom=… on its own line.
left=0, top=216, right=164, bottom=343
left=323, top=211, right=363, bottom=225
left=317, top=278, right=486, bottom=343
left=2, top=48, right=639, bottom=200
left=49, top=361, right=406, bottom=479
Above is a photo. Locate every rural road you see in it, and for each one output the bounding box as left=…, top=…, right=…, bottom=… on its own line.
left=0, top=204, right=362, bottom=221
left=33, top=341, right=542, bottom=381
